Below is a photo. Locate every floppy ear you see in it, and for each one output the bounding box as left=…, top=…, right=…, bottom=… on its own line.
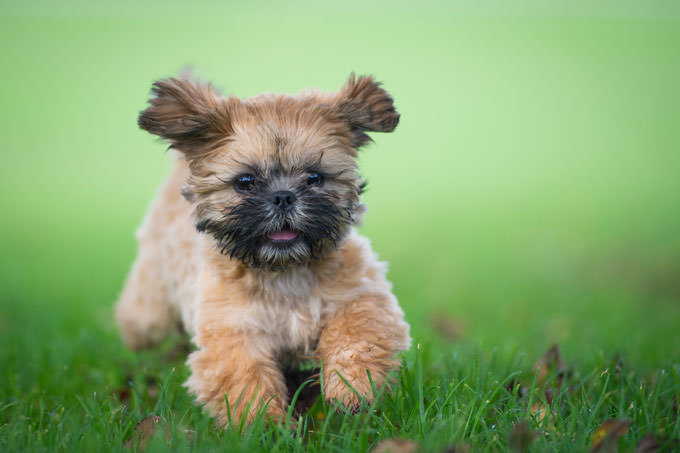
left=138, top=76, right=233, bottom=157
left=336, top=74, right=400, bottom=148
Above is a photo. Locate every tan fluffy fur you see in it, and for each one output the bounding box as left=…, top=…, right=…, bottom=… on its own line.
left=115, top=74, right=411, bottom=426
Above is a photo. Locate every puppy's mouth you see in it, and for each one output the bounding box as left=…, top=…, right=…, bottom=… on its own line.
left=266, top=228, right=299, bottom=242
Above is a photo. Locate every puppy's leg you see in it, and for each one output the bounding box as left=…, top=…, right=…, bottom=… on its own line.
left=185, top=330, right=288, bottom=426
left=115, top=248, right=174, bottom=350
left=318, top=294, right=410, bottom=411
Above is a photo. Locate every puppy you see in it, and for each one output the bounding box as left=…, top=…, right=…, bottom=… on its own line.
left=115, top=74, right=411, bottom=426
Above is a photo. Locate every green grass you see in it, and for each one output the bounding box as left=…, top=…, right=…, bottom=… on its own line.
left=1, top=1, right=680, bottom=451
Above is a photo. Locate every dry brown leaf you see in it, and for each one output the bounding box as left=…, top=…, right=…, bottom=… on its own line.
left=145, top=376, right=159, bottom=401
left=372, top=438, right=420, bottom=453
left=113, top=374, right=133, bottom=406
left=508, top=420, right=536, bottom=452
left=113, top=386, right=131, bottom=405
left=590, top=419, right=630, bottom=452
left=427, top=312, right=464, bottom=342
left=533, top=345, right=568, bottom=387
left=527, top=345, right=574, bottom=418
left=124, top=415, right=170, bottom=450
left=637, top=434, right=660, bottom=453
left=636, top=434, right=680, bottom=453
left=529, top=402, right=551, bottom=424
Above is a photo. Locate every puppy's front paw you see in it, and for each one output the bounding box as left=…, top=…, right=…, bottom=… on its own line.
left=185, top=342, right=289, bottom=428
left=323, top=364, right=375, bottom=412
left=187, top=376, right=288, bottom=428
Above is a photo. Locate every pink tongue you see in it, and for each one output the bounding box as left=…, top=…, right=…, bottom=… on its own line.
left=268, top=229, right=298, bottom=241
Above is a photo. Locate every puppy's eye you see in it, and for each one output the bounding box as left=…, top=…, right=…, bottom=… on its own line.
left=306, top=171, right=323, bottom=186
left=235, top=174, right=257, bottom=191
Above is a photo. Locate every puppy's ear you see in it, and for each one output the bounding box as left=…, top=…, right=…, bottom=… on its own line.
left=138, top=76, right=233, bottom=158
left=336, top=74, right=400, bottom=148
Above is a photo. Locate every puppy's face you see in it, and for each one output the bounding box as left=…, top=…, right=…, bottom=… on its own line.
left=138, top=74, right=399, bottom=270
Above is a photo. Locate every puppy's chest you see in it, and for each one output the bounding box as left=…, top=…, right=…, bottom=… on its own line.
left=241, top=269, right=330, bottom=354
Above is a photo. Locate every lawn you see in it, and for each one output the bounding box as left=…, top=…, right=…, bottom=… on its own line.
left=1, top=1, right=679, bottom=451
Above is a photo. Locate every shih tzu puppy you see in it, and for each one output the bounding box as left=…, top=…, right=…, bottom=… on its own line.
left=115, top=73, right=411, bottom=426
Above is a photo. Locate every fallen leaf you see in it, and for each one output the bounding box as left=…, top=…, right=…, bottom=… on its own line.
left=113, top=374, right=134, bottom=405
left=372, top=438, right=420, bottom=453
left=591, top=419, right=630, bottom=452
left=508, top=420, right=536, bottom=452
left=113, top=386, right=131, bottom=405
left=428, top=312, right=464, bottom=342
left=544, top=387, right=555, bottom=406
left=596, top=254, right=680, bottom=300
left=533, top=345, right=569, bottom=387
left=529, top=402, right=551, bottom=424
left=145, top=376, right=159, bottom=401
left=125, top=415, right=170, bottom=450
left=637, top=434, right=660, bottom=453
left=636, top=434, right=679, bottom=453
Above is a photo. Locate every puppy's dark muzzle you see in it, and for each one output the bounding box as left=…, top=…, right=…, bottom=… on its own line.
left=269, top=191, right=297, bottom=211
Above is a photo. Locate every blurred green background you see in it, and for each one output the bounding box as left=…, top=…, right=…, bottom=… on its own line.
left=1, top=0, right=679, bottom=374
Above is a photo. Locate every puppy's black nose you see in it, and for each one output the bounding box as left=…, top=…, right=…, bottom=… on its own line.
left=269, top=190, right=297, bottom=209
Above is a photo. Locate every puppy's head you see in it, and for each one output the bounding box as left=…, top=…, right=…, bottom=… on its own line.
left=138, top=74, right=399, bottom=270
